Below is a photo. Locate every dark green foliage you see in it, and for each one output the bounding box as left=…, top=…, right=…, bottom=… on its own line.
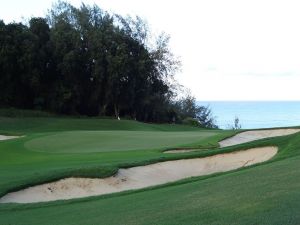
left=182, top=117, right=201, bottom=127
left=0, top=1, right=181, bottom=122
left=172, top=95, right=218, bottom=128
left=0, top=108, right=54, bottom=117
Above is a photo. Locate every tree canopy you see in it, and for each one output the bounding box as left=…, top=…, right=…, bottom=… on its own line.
left=0, top=1, right=217, bottom=127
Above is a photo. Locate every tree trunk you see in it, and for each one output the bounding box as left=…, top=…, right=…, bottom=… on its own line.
left=99, top=103, right=107, bottom=116
left=114, top=104, right=120, bottom=120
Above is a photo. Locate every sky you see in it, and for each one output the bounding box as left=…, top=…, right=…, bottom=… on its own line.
left=1, top=0, right=300, bottom=101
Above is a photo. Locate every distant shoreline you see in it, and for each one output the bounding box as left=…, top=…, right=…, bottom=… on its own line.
left=197, top=101, right=300, bottom=129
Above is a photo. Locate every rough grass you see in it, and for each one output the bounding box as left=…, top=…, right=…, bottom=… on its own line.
left=0, top=108, right=55, bottom=117
left=1, top=115, right=300, bottom=224
left=0, top=116, right=208, bottom=134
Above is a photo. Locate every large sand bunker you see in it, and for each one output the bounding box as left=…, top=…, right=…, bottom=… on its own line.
left=0, top=146, right=277, bottom=203
left=0, top=135, right=19, bottom=141
left=219, top=129, right=300, bottom=147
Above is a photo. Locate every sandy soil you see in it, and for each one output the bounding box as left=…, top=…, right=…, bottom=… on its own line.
left=219, top=129, right=300, bottom=147
left=0, top=135, right=19, bottom=141
left=0, top=146, right=277, bottom=203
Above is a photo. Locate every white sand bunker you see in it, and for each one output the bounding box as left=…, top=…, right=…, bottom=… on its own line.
left=0, top=135, right=19, bottom=141
left=165, top=128, right=300, bottom=154
left=219, top=129, right=300, bottom=148
left=0, top=146, right=277, bottom=204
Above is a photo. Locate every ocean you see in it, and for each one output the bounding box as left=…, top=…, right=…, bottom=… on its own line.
left=197, top=101, right=300, bottom=129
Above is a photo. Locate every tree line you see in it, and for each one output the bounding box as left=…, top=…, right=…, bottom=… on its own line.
left=0, top=1, right=217, bottom=127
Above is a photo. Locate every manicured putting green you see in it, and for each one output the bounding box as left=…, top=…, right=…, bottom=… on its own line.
left=24, top=130, right=220, bottom=153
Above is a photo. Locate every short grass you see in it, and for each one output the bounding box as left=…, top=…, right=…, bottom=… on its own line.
left=1, top=113, right=300, bottom=225
left=24, top=130, right=223, bottom=153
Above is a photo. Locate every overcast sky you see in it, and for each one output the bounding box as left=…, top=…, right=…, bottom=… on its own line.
left=2, top=0, right=300, bottom=101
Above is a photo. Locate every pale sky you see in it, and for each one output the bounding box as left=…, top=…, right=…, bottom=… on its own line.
left=1, top=0, right=300, bottom=100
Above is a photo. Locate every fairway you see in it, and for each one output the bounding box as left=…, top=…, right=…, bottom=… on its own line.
left=24, top=130, right=221, bottom=153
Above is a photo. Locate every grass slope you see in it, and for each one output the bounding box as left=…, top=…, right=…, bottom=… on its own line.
left=2, top=153, right=300, bottom=225
left=0, top=117, right=205, bottom=134
left=1, top=114, right=300, bottom=224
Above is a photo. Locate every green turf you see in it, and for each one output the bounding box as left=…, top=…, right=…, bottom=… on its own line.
left=0, top=116, right=233, bottom=198
left=0, top=117, right=204, bottom=134
left=1, top=114, right=300, bottom=225
left=2, top=154, right=300, bottom=225
left=24, top=130, right=222, bottom=153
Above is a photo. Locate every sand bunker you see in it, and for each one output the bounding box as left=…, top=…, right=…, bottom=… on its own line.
left=165, top=128, right=300, bottom=154
left=0, top=135, right=19, bottom=141
left=219, top=129, right=300, bottom=148
left=0, top=146, right=277, bottom=203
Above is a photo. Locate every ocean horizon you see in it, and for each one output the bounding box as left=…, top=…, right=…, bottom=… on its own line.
left=197, top=101, right=300, bottom=129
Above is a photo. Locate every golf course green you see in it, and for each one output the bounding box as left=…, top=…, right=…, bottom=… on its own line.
left=1, top=114, right=300, bottom=224
left=24, top=130, right=222, bottom=153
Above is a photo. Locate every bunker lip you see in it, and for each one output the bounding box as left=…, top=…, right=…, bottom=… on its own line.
left=0, top=135, right=20, bottom=141
left=164, top=128, right=300, bottom=154
left=0, top=146, right=277, bottom=204
left=164, top=149, right=202, bottom=153
left=219, top=128, right=300, bottom=147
